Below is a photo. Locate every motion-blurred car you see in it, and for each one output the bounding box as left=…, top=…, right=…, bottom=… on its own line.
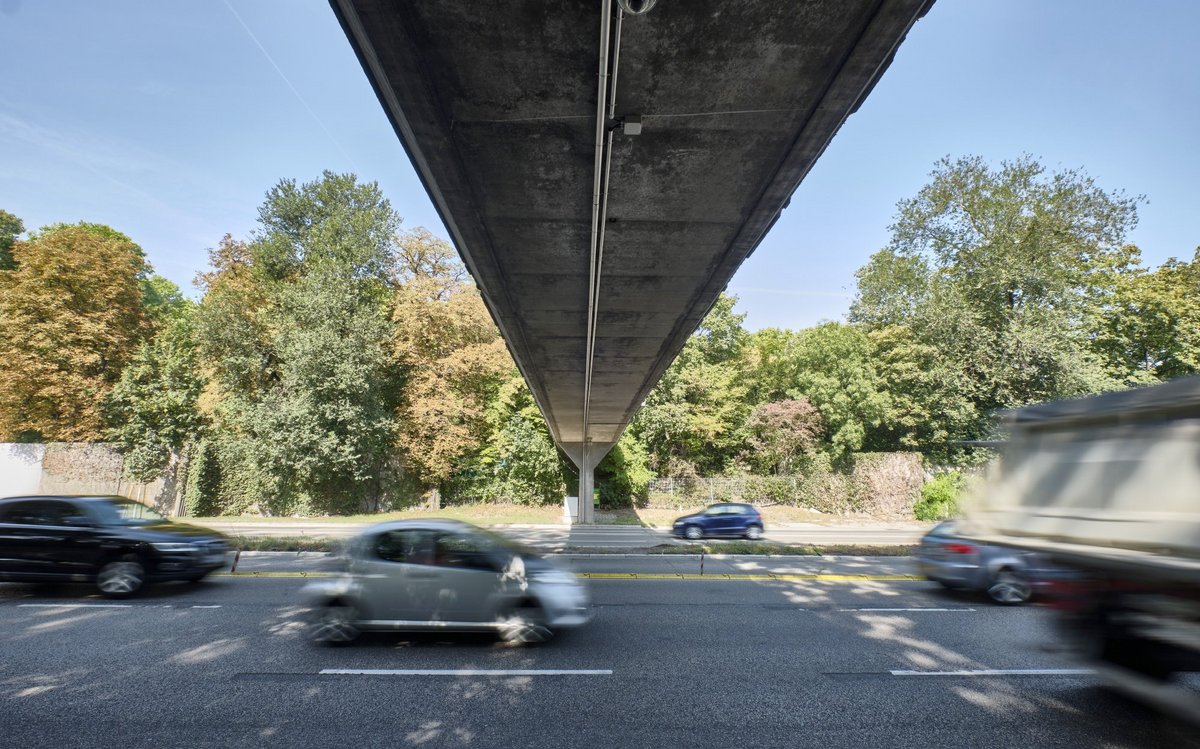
left=0, top=495, right=230, bottom=597
left=302, top=519, right=590, bottom=645
left=916, top=519, right=1059, bottom=604
left=671, top=503, right=764, bottom=540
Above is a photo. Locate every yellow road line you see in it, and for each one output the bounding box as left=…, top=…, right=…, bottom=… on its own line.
left=214, top=571, right=338, bottom=578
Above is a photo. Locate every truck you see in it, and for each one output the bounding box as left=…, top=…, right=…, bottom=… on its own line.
left=960, top=376, right=1200, bottom=718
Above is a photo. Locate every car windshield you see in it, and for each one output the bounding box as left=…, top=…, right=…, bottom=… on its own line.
left=90, top=499, right=167, bottom=526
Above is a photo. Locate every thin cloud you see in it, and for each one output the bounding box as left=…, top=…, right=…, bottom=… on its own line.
left=222, top=0, right=357, bottom=170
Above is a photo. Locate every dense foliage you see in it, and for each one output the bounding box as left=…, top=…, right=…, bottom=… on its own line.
left=1, top=154, right=1194, bottom=515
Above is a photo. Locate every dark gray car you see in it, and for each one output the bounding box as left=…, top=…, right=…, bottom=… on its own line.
left=915, top=519, right=1059, bottom=604
left=302, top=519, right=590, bottom=645
left=0, top=495, right=229, bottom=597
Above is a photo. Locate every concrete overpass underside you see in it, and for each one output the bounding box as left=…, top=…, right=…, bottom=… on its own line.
left=331, top=0, right=933, bottom=520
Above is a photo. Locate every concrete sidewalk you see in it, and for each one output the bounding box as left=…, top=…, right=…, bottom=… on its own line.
left=224, top=551, right=920, bottom=578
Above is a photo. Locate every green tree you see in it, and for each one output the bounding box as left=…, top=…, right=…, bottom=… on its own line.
left=0, top=210, right=23, bottom=271
left=458, top=374, right=568, bottom=505
left=194, top=173, right=403, bottom=514
left=1093, top=248, right=1200, bottom=381
left=784, top=323, right=890, bottom=457
left=104, top=311, right=207, bottom=480
left=0, top=223, right=148, bottom=441
left=630, top=294, right=750, bottom=475
left=851, top=155, right=1142, bottom=440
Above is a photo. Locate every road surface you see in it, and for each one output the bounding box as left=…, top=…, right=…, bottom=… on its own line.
left=1, top=571, right=1194, bottom=748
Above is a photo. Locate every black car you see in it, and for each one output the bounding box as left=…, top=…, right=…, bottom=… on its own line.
left=672, top=503, right=765, bottom=540
left=0, top=495, right=230, bottom=597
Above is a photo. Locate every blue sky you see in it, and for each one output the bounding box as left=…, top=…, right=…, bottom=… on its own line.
left=1, top=1, right=1196, bottom=331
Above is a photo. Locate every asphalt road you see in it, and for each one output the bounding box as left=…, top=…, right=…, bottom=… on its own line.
left=201, top=521, right=928, bottom=548
left=1, top=575, right=1195, bottom=748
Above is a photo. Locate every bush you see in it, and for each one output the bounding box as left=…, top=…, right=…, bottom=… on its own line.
left=597, top=434, right=653, bottom=508
left=914, top=471, right=963, bottom=521
left=184, top=439, right=221, bottom=517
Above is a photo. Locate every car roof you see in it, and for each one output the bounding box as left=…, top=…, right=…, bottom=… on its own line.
left=356, top=518, right=484, bottom=535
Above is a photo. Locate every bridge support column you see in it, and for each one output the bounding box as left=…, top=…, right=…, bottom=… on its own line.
left=560, top=441, right=614, bottom=525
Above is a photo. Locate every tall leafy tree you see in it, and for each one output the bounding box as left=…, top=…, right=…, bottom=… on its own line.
left=0, top=223, right=148, bottom=441
left=852, top=155, right=1142, bottom=433
left=105, top=310, right=207, bottom=480
left=0, top=210, right=23, bottom=271
left=784, top=323, right=890, bottom=457
left=630, top=294, right=751, bottom=475
left=390, top=229, right=514, bottom=502
left=194, top=172, right=403, bottom=514
left=1093, top=248, right=1200, bottom=381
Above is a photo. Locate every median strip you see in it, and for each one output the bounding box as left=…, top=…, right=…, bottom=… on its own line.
left=319, top=669, right=612, bottom=676
left=890, top=669, right=1095, bottom=677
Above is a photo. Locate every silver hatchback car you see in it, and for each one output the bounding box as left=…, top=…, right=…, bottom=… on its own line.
left=915, top=519, right=1062, bottom=604
left=303, top=519, right=590, bottom=645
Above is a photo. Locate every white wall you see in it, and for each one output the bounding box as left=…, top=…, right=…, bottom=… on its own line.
left=0, top=443, right=46, bottom=498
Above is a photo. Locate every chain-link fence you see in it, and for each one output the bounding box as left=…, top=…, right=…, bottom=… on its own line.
left=643, top=453, right=924, bottom=517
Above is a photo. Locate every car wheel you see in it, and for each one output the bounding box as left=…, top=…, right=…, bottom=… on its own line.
left=310, top=602, right=360, bottom=645
left=745, top=525, right=763, bottom=541
left=684, top=525, right=703, bottom=541
left=498, top=604, right=552, bottom=645
left=97, top=557, right=145, bottom=598
left=986, top=569, right=1031, bottom=605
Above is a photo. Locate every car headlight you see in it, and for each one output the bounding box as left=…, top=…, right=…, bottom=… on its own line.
left=151, top=542, right=198, bottom=553
left=532, top=570, right=577, bottom=586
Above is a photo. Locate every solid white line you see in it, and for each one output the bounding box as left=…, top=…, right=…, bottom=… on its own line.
left=319, top=669, right=613, bottom=676
left=18, top=603, right=132, bottom=608
left=891, top=669, right=1096, bottom=677
left=840, top=608, right=976, bottom=612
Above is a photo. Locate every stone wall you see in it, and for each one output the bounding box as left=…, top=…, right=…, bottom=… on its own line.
left=0, top=443, right=185, bottom=515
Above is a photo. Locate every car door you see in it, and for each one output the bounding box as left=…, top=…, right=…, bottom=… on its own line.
left=705, top=505, right=738, bottom=537
left=0, top=500, right=93, bottom=577
left=0, top=501, right=41, bottom=576
left=427, top=531, right=506, bottom=624
left=353, top=529, right=439, bottom=623
left=27, top=500, right=101, bottom=577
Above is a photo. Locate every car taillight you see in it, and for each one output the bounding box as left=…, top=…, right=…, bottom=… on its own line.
left=945, top=543, right=976, bottom=555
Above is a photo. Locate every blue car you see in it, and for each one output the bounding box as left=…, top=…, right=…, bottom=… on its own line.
left=672, top=503, right=764, bottom=541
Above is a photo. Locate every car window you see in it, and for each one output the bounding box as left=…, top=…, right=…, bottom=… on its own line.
left=929, top=520, right=959, bottom=537
left=373, top=530, right=434, bottom=565
left=703, top=505, right=727, bottom=515
left=0, top=500, right=76, bottom=526
left=434, top=532, right=500, bottom=571
left=89, top=498, right=166, bottom=526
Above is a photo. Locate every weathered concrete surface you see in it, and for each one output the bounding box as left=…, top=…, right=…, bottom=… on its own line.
left=331, top=0, right=934, bottom=460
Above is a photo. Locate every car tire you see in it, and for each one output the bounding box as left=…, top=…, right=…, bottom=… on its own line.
left=498, top=603, right=552, bottom=645
left=97, top=557, right=146, bottom=598
left=310, top=602, right=360, bottom=646
left=684, top=525, right=703, bottom=541
left=745, top=525, right=763, bottom=541
left=986, top=569, right=1031, bottom=605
